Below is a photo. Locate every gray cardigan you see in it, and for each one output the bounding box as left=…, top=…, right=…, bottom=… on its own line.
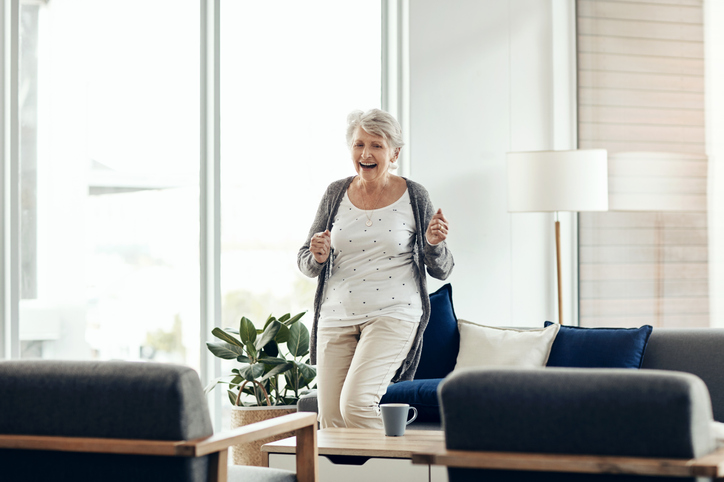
left=298, top=176, right=454, bottom=382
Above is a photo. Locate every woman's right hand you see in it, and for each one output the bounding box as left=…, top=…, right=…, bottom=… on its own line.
left=311, top=230, right=331, bottom=264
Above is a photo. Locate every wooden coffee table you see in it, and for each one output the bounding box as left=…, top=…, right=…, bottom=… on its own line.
left=262, top=428, right=447, bottom=482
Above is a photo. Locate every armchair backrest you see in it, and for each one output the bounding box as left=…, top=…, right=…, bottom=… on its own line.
left=0, top=360, right=214, bottom=482
left=439, top=368, right=716, bottom=482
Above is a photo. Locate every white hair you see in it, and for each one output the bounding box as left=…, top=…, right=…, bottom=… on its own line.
left=346, top=109, right=404, bottom=170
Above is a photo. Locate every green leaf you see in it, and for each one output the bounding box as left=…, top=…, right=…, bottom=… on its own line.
left=301, top=374, right=315, bottom=389
left=284, top=371, right=300, bottom=391
left=246, top=343, right=257, bottom=361
left=286, top=321, right=310, bottom=357
left=260, top=362, right=294, bottom=381
left=206, top=342, right=244, bottom=359
left=274, top=324, right=291, bottom=345
left=238, top=363, right=265, bottom=381
left=211, top=327, right=243, bottom=347
left=236, top=354, right=251, bottom=363
left=238, top=316, right=257, bottom=345
left=227, top=390, right=239, bottom=405
left=259, top=356, right=288, bottom=366
left=285, top=362, right=316, bottom=391
left=263, top=315, right=278, bottom=329
left=230, top=375, right=243, bottom=386
left=255, top=320, right=282, bottom=350
left=278, top=313, right=291, bottom=323
left=294, top=361, right=317, bottom=383
left=284, top=372, right=311, bottom=390
left=203, top=375, right=234, bottom=394
left=286, top=311, right=306, bottom=325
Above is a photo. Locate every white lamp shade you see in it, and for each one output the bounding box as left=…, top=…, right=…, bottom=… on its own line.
left=507, top=149, right=609, bottom=212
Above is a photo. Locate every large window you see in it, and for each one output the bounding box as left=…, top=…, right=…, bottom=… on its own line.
left=6, top=0, right=382, bottom=381
left=17, top=0, right=201, bottom=367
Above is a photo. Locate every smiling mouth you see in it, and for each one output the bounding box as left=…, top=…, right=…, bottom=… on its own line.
left=360, top=162, right=377, bottom=169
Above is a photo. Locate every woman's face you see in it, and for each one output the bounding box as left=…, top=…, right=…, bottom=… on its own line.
left=351, top=127, right=398, bottom=183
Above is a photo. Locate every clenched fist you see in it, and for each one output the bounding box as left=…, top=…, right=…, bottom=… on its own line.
left=425, top=209, right=449, bottom=245
left=311, top=230, right=331, bottom=264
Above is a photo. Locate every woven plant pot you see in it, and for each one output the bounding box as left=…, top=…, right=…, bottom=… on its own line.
left=230, top=405, right=298, bottom=466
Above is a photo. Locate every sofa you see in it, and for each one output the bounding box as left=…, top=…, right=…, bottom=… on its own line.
left=298, top=283, right=724, bottom=430
left=390, top=323, right=724, bottom=427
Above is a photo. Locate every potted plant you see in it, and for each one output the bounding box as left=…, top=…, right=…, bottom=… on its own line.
left=205, top=311, right=316, bottom=466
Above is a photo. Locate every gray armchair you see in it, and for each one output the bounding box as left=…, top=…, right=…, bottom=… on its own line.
left=413, top=368, right=724, bottom=481
left=0, top=360, right=317, bottom=482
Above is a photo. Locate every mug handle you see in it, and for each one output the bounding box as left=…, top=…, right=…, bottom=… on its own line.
left=405, top=406, right=418, bottom=425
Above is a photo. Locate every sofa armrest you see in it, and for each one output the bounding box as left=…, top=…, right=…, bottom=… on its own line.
left=411, top=447, right=724, bottom=478
left=0, top=412, right=318, bottom=482
left=189, top=412, right=316, bottom=456
left=191, top=412, right=318, bottom=482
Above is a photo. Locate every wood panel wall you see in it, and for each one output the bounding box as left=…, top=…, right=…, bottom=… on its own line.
left=576, top=0, right=708, bottom=328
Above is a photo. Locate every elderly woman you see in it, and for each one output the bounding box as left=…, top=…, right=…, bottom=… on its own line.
left=298, top=108, right=454, bottom=429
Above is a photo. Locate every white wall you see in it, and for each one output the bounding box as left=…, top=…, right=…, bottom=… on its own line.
left=408, top=0, right=576, bottom=326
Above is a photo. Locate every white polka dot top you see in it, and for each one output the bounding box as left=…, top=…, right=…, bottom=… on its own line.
left=318, top=189, right=423, bottom=327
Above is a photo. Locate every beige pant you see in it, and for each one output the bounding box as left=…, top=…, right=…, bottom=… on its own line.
left=316, top=316, right=419, bottom=429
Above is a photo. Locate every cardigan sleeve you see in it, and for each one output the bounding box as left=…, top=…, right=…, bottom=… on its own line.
left=423, top=239, right=454, bottom=280
left=414, top=182, right=455, bottom=280
left=297, top=188, right=332, bottom=279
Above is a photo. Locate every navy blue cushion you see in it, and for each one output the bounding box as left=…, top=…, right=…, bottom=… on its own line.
left=415, top=283, right=459, bottom=379
left=544, top=321, right=653, bottom=369
left=381, top=378, right=444, bottom=423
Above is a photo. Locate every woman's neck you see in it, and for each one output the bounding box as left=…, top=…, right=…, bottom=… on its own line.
left=357, top=174, right=391, bottom=194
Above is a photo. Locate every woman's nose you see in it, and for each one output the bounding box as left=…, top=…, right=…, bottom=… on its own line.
left=362, top=146, right=371, bottom=158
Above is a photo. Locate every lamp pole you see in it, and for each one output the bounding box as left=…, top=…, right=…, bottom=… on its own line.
left=555, top=213, right=563, bottom=325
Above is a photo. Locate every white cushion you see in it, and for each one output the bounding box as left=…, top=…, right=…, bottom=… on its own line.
left=454, top=321, right=560, bottom=370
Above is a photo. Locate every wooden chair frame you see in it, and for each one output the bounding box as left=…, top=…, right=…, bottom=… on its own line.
left=0, top=412, right=318, bottom=482
left=412, top=447, right=724, bottom=479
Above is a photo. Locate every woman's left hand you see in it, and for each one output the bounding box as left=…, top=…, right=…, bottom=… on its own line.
left=426, top=208, right=449, bottom=245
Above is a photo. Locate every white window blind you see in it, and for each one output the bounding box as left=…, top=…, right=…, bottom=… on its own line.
left=577, top=0, right=708, bottom=328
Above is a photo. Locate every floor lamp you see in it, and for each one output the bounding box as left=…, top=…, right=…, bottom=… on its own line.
left=506, top=149, right=609, bottom=324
